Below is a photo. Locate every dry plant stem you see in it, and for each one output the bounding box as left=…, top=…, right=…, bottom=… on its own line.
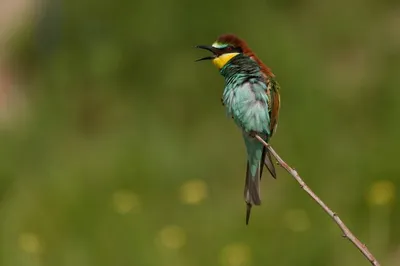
left=254, top=135, right=381, bottom=266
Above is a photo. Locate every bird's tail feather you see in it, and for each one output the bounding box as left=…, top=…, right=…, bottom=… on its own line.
left=243, top=134, right=266, bottom=225
left=244, top=160, right=261, bottom=225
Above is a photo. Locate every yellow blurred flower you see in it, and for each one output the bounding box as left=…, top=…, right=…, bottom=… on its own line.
left=220, top=242, right=251, bottom=266
left=18, top=232, right=43, bottom=254
left=368, top=180, right=395, bottom=206
left=112, top=190, right=141, bottom=214
left=283, top=209, right=310, bottom=232
left=157, top=225, right=186, bottom=250
left=180, top=179, right=208, bottom=205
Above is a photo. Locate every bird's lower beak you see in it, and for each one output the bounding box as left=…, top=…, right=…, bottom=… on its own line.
left=195, top=45, right=219, bottom=62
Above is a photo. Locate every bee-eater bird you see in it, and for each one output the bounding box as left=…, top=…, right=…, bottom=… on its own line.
left=196, top=34, right=281, bottom=224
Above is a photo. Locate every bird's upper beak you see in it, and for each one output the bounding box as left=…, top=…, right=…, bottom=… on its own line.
left=195, top=45, right=221, bottom=62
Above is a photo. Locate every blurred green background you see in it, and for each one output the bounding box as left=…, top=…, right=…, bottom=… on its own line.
left=0, top=0, right=399, bottom=265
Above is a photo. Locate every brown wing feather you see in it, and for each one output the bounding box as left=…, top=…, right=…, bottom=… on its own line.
left=269, top=83, right=280, bottom=136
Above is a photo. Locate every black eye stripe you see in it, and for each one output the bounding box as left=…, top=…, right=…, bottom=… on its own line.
left=219, top=46, right=242, bottom=53
left=224, top=46, right=236, bottom=52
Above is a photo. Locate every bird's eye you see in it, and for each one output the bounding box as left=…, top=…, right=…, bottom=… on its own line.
left=226, top=46, right=233, bottom=51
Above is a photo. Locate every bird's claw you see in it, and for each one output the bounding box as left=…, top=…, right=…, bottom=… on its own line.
left=248, top=131, right=257, bottom=138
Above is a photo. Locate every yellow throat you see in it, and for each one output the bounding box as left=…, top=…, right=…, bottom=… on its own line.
left=212, top=53, right=240, bottom=69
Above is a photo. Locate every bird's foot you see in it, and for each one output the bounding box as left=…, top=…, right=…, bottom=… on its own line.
left=248, top=131, right=257, bottom=138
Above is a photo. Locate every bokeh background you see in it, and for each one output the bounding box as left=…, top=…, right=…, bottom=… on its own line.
left=0, top=0, right=399, bottom=265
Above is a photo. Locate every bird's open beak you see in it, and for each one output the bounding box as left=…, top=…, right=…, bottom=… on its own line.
left=195, top=45, right=220, bottom=62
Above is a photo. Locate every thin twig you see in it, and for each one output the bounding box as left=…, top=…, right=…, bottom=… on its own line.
left=255, top=135, right=381, bottom=266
